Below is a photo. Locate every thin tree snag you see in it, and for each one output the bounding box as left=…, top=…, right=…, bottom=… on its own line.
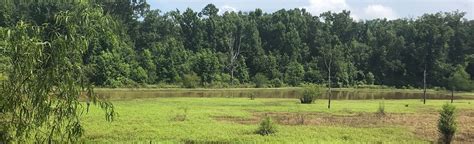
left=227, top=30, right=242, bottom=85
left=423, top=65, right=427, bottom=104
left=328, top=63, right=331, bottom=109
left=324, top=54, right=332, bottom=109
left=451, top=87, right=454, bottom=103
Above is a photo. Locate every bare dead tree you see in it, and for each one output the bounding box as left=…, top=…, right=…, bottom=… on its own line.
left=323, top=46, right=334, bottom=109
left=225, top=30, right=242, bottom=85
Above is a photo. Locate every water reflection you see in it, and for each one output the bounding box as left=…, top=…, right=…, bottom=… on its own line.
left=95, top=89, right=471, bottom=100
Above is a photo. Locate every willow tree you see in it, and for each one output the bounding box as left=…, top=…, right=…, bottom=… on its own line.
left=0, top=4, right=116, bottom=143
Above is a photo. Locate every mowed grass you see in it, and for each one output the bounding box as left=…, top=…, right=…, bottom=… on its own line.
left=80, top=98, right=473, bottom=143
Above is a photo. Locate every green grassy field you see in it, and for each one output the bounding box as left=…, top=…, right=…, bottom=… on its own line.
left=80, top=97, right=474, bottom=143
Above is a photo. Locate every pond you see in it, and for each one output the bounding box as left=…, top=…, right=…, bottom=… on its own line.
left=95, top=88, right=472, bottom=101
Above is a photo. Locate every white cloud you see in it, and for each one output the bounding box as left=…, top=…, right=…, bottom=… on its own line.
left=219, top=5, right=237, bottom=14
left=300, top=0, right=399, bottom=20
left=364, top=4, right=398, bottom=20
left=303, top=0, right=350, bottom=15
left=303, top=0, right=359, bottom=19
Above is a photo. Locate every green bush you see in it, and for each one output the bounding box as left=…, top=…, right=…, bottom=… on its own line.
left=304, top=68, right=323, bottom=83
left=270, top=78, right=283, bottom=88
left=377, top=100, right=385, bottom=116
left=130, top=66, right=148, bottom=84
left=218, top=73, right=231, bottom=84
left=438, top=103, right=457, bottom=144
left=284, top=61, right=304, bottom=86
left=256, top=116, right=277, bottom=136
left=447, top=65, right=473, bottom=91
left=249, top=93, right=256, bottom=100
left=181, top=73, right=200, bottom=88
left=300, top=84, right=320, bottom=104
left=0, top=118, right=7, bottom=142
left=365, top=72, right=375, bottom=85
left=253, top=73, right=268, bottom=88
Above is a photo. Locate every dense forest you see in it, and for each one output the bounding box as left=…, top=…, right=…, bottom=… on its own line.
left=1, top=1, right=473, bottom=90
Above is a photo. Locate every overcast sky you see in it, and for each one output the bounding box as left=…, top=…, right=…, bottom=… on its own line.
left=147, top=0, right=473, bottom=20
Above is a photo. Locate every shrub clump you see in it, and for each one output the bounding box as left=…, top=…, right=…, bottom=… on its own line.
left=438, top=103, right=457, bottom=144
left=270, top=78, right=283, bottom=88
left=181, top=73, right=200, bottom=88
left=249, top=93, right=256, bottom=100
left=300, top=84, right=321, bottom=104
left=377, top=100, right=385, bottom=117
left=256, top=116, right=277, bottom=136
left=253, top=73, right=268, bottom=88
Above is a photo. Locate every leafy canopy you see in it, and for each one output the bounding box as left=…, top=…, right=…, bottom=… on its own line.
left=0, top=3, right=116, bottom=142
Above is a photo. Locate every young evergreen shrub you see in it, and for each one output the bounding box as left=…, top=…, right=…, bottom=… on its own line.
left=438, top=103, right=457, bottom=144
left=300, top=85, right=320, bottom=104
left=256, top=116, right=277, bottom=136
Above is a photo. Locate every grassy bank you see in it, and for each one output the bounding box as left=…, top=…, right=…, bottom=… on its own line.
left=81, top=98, right=474, bottom=143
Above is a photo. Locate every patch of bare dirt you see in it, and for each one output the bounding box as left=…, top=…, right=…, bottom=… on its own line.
left=213, top=110, right=474, bottom=143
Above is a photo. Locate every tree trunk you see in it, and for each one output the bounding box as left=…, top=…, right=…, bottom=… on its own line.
left=230, top=65, right=234, bottom=85
left=451, top=87, right=454, bottom=103
left=423, top=66, right=426, bottom=104
left=227, top=31, right=241, bottom=86
left=328, top=64, right=331, bottom=109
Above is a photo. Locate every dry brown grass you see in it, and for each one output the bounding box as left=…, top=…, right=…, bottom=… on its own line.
left=214, top=110, right=474, bottom=143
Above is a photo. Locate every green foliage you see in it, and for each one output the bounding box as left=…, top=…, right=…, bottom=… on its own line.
left=192, top=49, right=221, bottom=86
left=447, top=65, right=473, bottom=91
left=0, top=4, right=115, bottom=142
left=235, top=57, right=250, bottom=83
left=270, top=78, right=284, bottom=88
left=304, top=67, right=324, bottom=83
left=0, top=2, right=473, bottom=89
left=366, top=72, right=375, bottom=85
left=181, top=73, right=200, bottom=88
left=249, top=93, right=256, bottom=100
left=256, top=116, right=277, bottom=136
left=284, top=61, right=305, bottom=86
left=138, top=49, right=156, bottom=83
left=130, top=66, right=148, bottom=84
left=300, top=84, right=321, bottom=104
left=218, top=73, right=232, bottom=84
left=253, top=73, right=268, bottom=88
left=438, top=103, right=457, bottom=144
left=153, top=38, right=190, bottom=83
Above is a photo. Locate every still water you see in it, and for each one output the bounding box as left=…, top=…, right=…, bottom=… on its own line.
left=95, top=88, right=471, bottom=100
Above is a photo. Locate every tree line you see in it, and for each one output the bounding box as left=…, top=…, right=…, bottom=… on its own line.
left=1, top=1, right=473, bottom=90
